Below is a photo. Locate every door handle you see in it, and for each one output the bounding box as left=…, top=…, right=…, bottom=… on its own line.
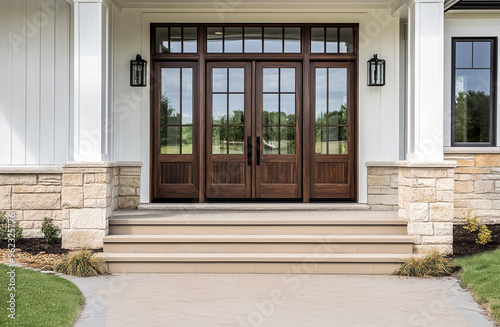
left=247, top=136, right=252, bottom=166
left=256, top=136, right=261, bottom=166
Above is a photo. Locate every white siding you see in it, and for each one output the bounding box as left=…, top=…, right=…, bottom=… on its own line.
left=444, top=13, right=500, bottom=147
left=0, top=0, right=72, bottom=165
left=113, top=9, right=401, bottom=203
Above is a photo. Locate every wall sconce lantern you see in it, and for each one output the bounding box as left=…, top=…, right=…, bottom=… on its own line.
left=367, top=54, right=386, bottom=86
left=130, top=54, right=147, bottom=87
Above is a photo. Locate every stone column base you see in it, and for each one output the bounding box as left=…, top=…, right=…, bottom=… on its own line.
left=396, top=161, right=456, bottom=255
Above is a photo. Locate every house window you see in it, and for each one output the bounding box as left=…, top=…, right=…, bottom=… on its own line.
left=452, top=38, right=497, bottom=146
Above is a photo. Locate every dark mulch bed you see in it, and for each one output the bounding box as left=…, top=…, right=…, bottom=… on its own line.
left=453, top=224, right=500, bottom=258
left=0, top=238, right=69, bottom=255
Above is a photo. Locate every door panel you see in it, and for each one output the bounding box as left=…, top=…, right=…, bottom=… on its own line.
left=256, top=62, right=302, bottom=198
left=310, top=62, right=356, bottom=199
left=206, top=62, right=252, bottom=198
left=153, top=62, right=199, bottom=199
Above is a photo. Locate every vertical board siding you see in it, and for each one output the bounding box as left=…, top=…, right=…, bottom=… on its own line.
left=0, top=0, right=71, bottom=165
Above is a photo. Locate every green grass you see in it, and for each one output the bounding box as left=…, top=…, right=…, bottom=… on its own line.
left=0, top=264, right=84, bottom=327
left=453, top=249, right=500, bottom=324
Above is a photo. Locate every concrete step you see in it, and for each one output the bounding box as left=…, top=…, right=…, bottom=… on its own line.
left=138, top=203, right=371, bottom=211
left=110, top=210, right=407, bottom=236
left=99, top=253, right=410, bottom=275
left=103, top=234, right=413, bottom=254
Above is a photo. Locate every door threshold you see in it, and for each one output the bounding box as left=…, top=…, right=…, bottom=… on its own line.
left=138, top=203, right=370, bottom=211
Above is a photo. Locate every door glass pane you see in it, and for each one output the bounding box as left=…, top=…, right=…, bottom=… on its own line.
left=315, top=126, right=327, bottom=154
left=263, top=68, right=279, bottom=92
left=229, top=68, right=244, bottom=93
left=264, top=27, right=283, bottom=53
left=280, top=94, right=295, bottom=125
left=229, top=94, right=245, bottom=125
left=183, top=27, right=197, bottom=53
left=280, top=68, right=295, bottom=93
left=170, top=27, right=182, bottom=53
left=161, top=126, right=180, bottom=154
left=207, top=27, right=223, bottom=53
left=454, top=69, right=491, bottom=143
left=182, top=126, right=193, bottom=154
left=311, top=28, right=324, bottom=53
left=280, top=126, right=296, bottom=154
left=315, top=68, right=327, bottom=125
left=244, top=27, right=262, bottom=53
left=326, top=28, right=338, bottom=53
left=473, top=42, right=491, bottom=69
left=225, top=27, right=243, bottom=53
left=339, top=28, right=353, bottom=53
left=155, top=27, right=169, bottom=53
left=328, top=68, right=348, bottom=125
left=263, top=94, right=279, bottom=125
left=284, top=27, right=301, bottom=53
left=182, top=68, right=193, bottom=125
left=329, top=126, right=348, bottom=154
left=212, top=94, right=227, bottom=125
left=162, top=68, right=181, bottom=125
left=228, top=126, right=244, bottom=154
left=263, top=127, right=279, bottom=154
left=213, top=68, right=227, bottom=92
left=212, top=126, right=227, bottom=154
left=456, top=42, right=472, bottom=68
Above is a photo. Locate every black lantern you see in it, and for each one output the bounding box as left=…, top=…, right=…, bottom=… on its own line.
left=130, top=54, right=147, bottom=87
left=367, top=54, right=386, bottom=86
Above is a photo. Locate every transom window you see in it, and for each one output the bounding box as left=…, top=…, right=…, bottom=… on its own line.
left=155, top=27, right=198, bottom=53
left=311, top=27, right=354, bottom=54
left=452, top=38, right=497, bottom=146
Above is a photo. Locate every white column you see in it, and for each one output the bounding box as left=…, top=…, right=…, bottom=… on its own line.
left=406, top=0, right=445, bottom=162
left=73, top=0, right=110, bottom=161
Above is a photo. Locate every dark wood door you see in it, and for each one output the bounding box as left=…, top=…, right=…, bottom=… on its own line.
left=255, top=62, right=302, bottom=198
left=206, top=62, right=252, bottom=198
left=310, top=61, right=357, bottom=199
left=152, top=62, right=199, bottom=199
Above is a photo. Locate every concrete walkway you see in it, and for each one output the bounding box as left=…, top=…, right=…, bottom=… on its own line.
left=65, top=274, right=495, bottom=327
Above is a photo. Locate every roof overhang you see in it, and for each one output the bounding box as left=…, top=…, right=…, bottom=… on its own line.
left=445, top=0, right=500, bottom=11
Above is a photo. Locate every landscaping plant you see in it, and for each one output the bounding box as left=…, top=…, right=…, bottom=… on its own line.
left=394, top=249, right=454, bottom=277
left=41, top=217, right=61, bottom=244
left=463, top=210, right=479, bottom=233
left=463, top=210, right=493, bottom=245
left=0, top=211, right=23, bottom=242
left=55, top=248, right=105, bottom=277
left=476, top=224, right=493, bottom=245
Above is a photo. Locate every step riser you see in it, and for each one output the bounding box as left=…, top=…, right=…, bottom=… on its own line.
left=105, top=262, right=402, bottom=274
left=103, top=243, right=413, bottom=254
left=109, top=225, right=408, bottom=236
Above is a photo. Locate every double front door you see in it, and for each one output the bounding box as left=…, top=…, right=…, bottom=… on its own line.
left=152, top=60, right=356, bottom=201
left=207, top=62, right=302, bottom=199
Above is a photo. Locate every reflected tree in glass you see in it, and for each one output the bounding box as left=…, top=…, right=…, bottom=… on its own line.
left=455, top=91, right=490, bottom=143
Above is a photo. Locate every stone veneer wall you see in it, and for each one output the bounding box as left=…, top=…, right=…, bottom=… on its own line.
left=366, top=162, right=399, bottom=210
left=0, top=162, right=141, bottom=248
left=397, top=161, right=456, bottom=254
left=444, top=151, right=500, bottom=225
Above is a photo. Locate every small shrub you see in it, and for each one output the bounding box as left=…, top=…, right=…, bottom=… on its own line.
left=464, top=210, right=479, bottom=233
left=0, top=211, right=23, bottom=241
left=41, top=217, right=61, bottom=244
left=55, top=248, right=105, bottom=277
left=476, top=225, right=493, bottom=245
left=395, top=250, right=454, bottom=277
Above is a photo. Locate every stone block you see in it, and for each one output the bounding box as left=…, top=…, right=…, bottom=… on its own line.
left=436, top=178, right=454, bottom=191
left=409, top=203, right=429, bottom=222
left=414, top=245, right=452, bottom=255
left=454, top=208, right=469, bottom=219
left=13, top=185, right=61, bottom=193
left=119, top=167, right=141, bottom=176
left=69, top=208, right=107, bottom=229
left=493, top=200, right=500, bottom=210
left=119, top=176, right=140, bottom=188
left=436, top=191, right=453, bottom=202
left=475, top=180, right=495, bottom=193
left=411, top=169, right=448, bottom=178
left=455, top=160, right=475, bottom=167
left=454, top=200, right=469, bottom=208
left=0, top=186, right=12, bottom=209
left=414, top=179, right=435, bottom=188
left=119, top=186, right=137, bottom=196
left=84, top=174, right=95, bottom=184
left=368, top=176, right=391, bottom=186
left=84, top=184, right=110, bottom=199
left=475, top=154, right=500, bottom=167
left=18, top=221, right=34, bottom=229
left=421, top=236, right=453, bottom=245
left=23, top=210, right=55, bottom=220
left=455, top=181, right=474, bottom=193
left=62, top=174, right=83, bottom=186
left=410, top=188, right=435, bottom=202
left=95, top=173, right=111, bottom=184
left=455, top=167, right=491, bottom=174
left=62, top=229, right=105, bottom=249
left=38, top=174, right=62, bottom=186
left=469, top=199, right=492, bottom=210
left=118, top=196, right=140, bottom=210
left=433, top=222, right=453, bottom=236
left=409, top=223, right=433, bottom=236
left=429, top=203, right=453, bottom=221
left=84, top=199, right=97, bottom=208
left=12, top=193, right=60, bottom=210
left=0, top=175, right=37, bottom=185
left=62, top=187, right=84, bottom=209
left=367, top=194, right=397, bottom=206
